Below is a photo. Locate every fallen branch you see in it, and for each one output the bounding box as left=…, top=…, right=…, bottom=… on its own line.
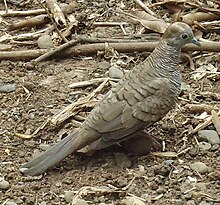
left=69, top=77, right=110, bottom=89
left=186, top=103, right=218, bottom=114
left=30, top=36, right=158, bottom=65
left=0, top=28, right=49, bottom=43
left=0, top=41, right=220, bottom=61
left=0, top=9, right=46, bottom=17
left=6, top=15, right=49, bottom=31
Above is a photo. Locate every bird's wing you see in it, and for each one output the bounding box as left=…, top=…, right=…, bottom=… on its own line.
left=82, top=76, right=175, bottom=150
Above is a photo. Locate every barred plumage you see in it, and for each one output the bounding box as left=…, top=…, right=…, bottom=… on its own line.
left=21, top=22, right=200, bottom=176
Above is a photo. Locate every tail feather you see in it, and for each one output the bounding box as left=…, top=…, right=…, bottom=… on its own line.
left=20, top=130, right=82, bottom=176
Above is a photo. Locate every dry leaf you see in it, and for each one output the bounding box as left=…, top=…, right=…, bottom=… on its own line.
left=194, top=112, right=209, bottom=120
left=181, top=12, right=220, bottom=26
left=130, top=10, right=168, bottom=33
left=14, top=132, right=32, bottom=139
left=192, top=64, right=218, bottom=80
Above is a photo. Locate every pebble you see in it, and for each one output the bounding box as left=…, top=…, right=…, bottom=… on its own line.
left=181, top=82, right=192, bottom=92
left=37, top=35, right=54, bottom=49
left=156, top=187, right=166, bottom=194
left=198, top=130, right=220, bottom=145
left=190, top=162, right=208, bottom=174
left=196, top=182, right=207, bottom=191
left=39, top=202, right=47, bottom=205
left=5, top=201, right=17, bottom=205
left=64, top=190, right=74, bottom=203
left=0, top=179, right=10, bottom=190
left=39, top=143, right=51, bottom=151
left=114, top=152, right=132, bottom=168
left=162, top=160, right=175, bottom=166
left=174, top=200, right=184, bottom=205
left=0, top=84, right=16, bottom=93
left=122, top=196, right=145, bottom=205
left=24, top=140, right=36, bottom=148
left=73, top=199, right=88, bottom=205
left=8, top=0, right=24, bottom=4
left=198, top=142, right=211, bottom=151
left=188, top=147, right=199, bottom=157
left=199, top=201, right=212, bottom=205
left=108, top=66, right=124, bottom=79
left=185, top=200, right=196, bottom=205
left=211, top=144, right=219, bottom=151
left=97, top=61, right=110, bottom=70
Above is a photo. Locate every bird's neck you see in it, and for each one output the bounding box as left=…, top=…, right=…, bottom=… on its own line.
left=148, top=41, right=182, bottom=97
left=150, top=41, right=180, bottom=71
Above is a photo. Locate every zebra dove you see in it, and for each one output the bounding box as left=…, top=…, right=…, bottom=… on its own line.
left=21, top=22, right=200, bottom=175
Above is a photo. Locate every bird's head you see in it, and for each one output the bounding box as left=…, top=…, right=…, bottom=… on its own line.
left=162, top=22, right=200, bottom=49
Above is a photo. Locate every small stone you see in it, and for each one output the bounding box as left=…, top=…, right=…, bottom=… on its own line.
left=114, top=153, right=132, bottom=168
left=97, top=61, right=110, bottom=70
left=190, top=162, right=208, bottom=174
left=0, top=179, right=10, bottom=190
left=24, top=140, right=36, bottom=148
left=211, top=144, right=219, bottom=151
left=185, top=200, right=196, bottom=205
left=39, top=143, right=51, bottom=151
left=199, top=201, right=212, bottom=205
left=13, top=184, right=25, bottom=190
left=196, top=182, right=206, bottom=191
left=198, top=142, right=211, bottom=151
left=0, top=84, right=16, bottom=93
left=181, top=82, right=192, bottom=92
left=162, top=160, right=175, bottom=166
left=108, top=66, right=124, bottom=79
left=64, top=190, right=74, bottom=203
left=32, top=149, right=41, bottom=159
left=8, top=0, right=24, bottom=5
left=188, top=147, right=199, bottom=157
left=5, top=201, right=17, bottom=205
left=198, top=130, right=220, bottom=145
left=37, top=35, right=54, bottom=49
left=73, top=199, right=88, bottom=205
left=122, top=196, right=145, bottom=205
left=116, top=178, right=128, bottom=188
left=156, top=187, right=165, bottom=194
left=174, top=200, right=184, bottom=205
left=39, top=202, right=47, bottom=205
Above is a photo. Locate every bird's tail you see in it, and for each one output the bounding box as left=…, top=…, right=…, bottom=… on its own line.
left=20, top=129, right=87, bottom=176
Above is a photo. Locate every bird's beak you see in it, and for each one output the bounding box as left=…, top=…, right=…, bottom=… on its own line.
left=192, top=37, right=201, bottom=47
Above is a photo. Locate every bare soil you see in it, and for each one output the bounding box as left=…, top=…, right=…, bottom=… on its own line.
left=0, top=1, right=219, bottom=205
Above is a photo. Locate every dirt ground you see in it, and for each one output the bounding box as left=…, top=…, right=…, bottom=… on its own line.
left=0, top=0, right=220, bottom=205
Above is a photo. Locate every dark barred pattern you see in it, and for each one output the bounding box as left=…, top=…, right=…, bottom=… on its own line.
left=147, top=40, right=181, bottom=101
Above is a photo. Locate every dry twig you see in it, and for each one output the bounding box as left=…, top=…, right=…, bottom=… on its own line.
left=37, top=0, right=68, bottom=43
left=0, top=41, right=220, bottom=61
left=46, top=0, right=66, bottom=26
left=6, top=15, right=49, bottom=31
left=134, top=0, right=156, bottom=16
left=0, top=9, right=45, bottom=17
left=50, top=78, right=109, bottom=126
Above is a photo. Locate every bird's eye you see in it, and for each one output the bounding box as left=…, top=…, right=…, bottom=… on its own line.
left=181, top=33, right=189, bottom=40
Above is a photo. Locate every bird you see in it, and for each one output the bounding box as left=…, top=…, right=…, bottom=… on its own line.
left=20, top=22, right=200, bottom=176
